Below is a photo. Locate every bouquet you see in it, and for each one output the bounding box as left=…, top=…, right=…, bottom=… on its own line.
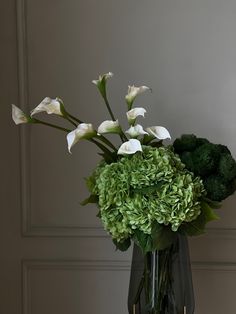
left=12, top=72, right=236, bottom=313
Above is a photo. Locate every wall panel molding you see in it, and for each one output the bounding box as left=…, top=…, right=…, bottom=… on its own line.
left=22, top=259, right=131, bottom=314
left=16, top=0, right=106, bottom=237
left=22, top=259, right=236, bottom=314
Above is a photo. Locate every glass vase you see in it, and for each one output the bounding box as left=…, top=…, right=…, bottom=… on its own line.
left=128, top=234, right=194, bottom=314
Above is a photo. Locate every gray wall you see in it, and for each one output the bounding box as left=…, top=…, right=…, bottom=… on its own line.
left=2, top=1, right=236, bottom=313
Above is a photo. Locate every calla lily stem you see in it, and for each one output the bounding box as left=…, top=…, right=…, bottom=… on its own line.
left=66, top=113, right=83, bottom=124
left=89, top=138, right=115, bottom=161
left=34, top=118, right=115, bottom=157
left=33, top=118, right=71, bottom=132
left=103, top=95, right=116, bottom=121
left=103, top=95, right=128, bottom=143
left=63, top=116, right=77, bottom=127
left=142, top=135, right=154, bottom=145
left=95, top=135, right=117, bottom=151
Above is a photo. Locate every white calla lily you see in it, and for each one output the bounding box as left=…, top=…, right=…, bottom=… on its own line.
left=67, top=123, right=95, bottom=153
left=97, top=120, right=121, bottom=135
left=92, top=72, right=113, bottom=99
left=146, top=126, right=171, bottom=140
left=125, top=85, right=151, bottom=109
left=31, top=97, right=64, bottom=116
left=12, top=104, right=29, bottom=125
left=117, top=139, right=142, bottom=155
left=92, top=72, right=113, bottom=86
left=126, top=107, right=146, bottom=125
left=125, top=124, right=148, bottom=138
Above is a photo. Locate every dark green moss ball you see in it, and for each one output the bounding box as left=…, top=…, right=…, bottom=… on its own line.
left=196, top=138, right=210, bottom=147
left=181, top=151, right=195, bottom=172
left=173, top=134, right=236, bottom=201
left=192, top=143, right=219, bottom=177
left=216, top=144, right=231, bottom=155
left=173, top=134, right=197, bottom=153
left=218, top=154, right=236, bottom=181
left=204, top=175, right=232, bottom=201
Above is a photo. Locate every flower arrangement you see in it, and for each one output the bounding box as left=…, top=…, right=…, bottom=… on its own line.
left=12, top=72, right=236, bottom=313
left=12, top=72, right=236, bottom=252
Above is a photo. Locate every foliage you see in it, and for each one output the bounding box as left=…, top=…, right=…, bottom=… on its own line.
left=179, top=201, right=219, bottom=236
left=173, top=134, right=236, bottom=201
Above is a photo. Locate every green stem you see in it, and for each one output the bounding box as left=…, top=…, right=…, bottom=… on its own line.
left=66, top=113, right=83, bottom=124
left=63, top=116, right=77, bottom=127
left=95, top=135, right=117, bottom=151
left=133, top=270, right=145, bottom=305
left=103, top=95, right=126, bottom=143
left=103, top=95, right=116, bottom=121
left=89, top=138, right=114, bottom=156
left=33, top=119, right=71, bottom=133
left=120, top=131, right=128, bottom=142
left=142, top=135, right=154, bottom=145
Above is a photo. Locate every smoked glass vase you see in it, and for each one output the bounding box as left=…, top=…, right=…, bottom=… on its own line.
left=128, top=235, right=195, bottom=314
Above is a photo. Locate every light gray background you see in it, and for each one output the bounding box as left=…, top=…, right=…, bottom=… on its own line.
left=1, top=0, right=236, bottom=313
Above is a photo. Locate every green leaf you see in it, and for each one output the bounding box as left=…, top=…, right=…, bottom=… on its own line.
left=179, top=201, right=219, bottom=236
left=133, top=225, right=176, bottom=253
left=203, top=197, right=222, bottom=209
left=80, top=194, right=98, bottom=206
left=151, top=223, right=176, bottom=250
left=96, top=210, right=101, bottom=218
left=85, top=176, right=96, bottom=193
left=133, top=230, right=153, bottom=254
left=113, top=238, right=131, bottom=252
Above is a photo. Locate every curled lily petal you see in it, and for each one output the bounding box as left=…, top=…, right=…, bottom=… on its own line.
left=31, top=97, right=64, bottom=116
left=92, top=72, right=113, bottom=99
left=126, top=107, right=146, bottom=124
left=125, top=124, right=148, bottom=138
left=92, top=72, right=113, bottom=86
left=67, top=123, right=95, bottom=153
left=97, top=120, right=120, bottom=135
left=12, top=104, right=29, bottom=125
left=117, top=139, right=142, bottom=155
left=125, top=85, right=151, bottom=109
left=146, top=126, right=171, bottom=140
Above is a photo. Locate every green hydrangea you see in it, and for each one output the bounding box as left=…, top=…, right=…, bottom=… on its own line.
left=87, top=146, right=205, bottom=242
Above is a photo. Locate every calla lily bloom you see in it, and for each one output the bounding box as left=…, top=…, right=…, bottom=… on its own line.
left=117, top=139, right=142, bottom=155
left=92, top=72, right=113, bottom=86
left=67, top=123, right=96, bottom=153
left=125, top=124, right=148, bottom=138
left=146, top=126, right=171, bottom=140
left=92, top=72, right=113, bottom=98
left=31, top=97, right=64, bottom=116
left=97, top=120, right=121, bottom=135
left=12, top=104, right=30, bottom=125
left=125, top=85, right=151, bottom=109
left=126, top=107, right=146, bottom=125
